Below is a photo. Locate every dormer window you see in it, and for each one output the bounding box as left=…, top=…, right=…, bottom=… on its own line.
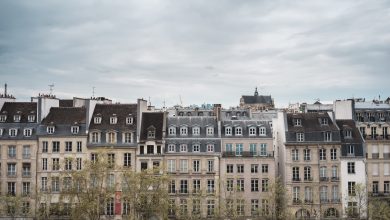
left=324, top=131, right=332, bottom=142
left=249, top=127, right=256, bottom=136
left=225, top=127, right=232, bottom=136
left=14, top=115, right=21, bottom=122
left=47, top=126, right=55, bottom=134
left=126, top=117, right=133, bottom=125
left=147, top=127, right=156, bottom=139
left=180, top=126, right=188, bottom=136
left=168, top=126, right=176, bottom=136
left=235, top=127, right=242, bottom=136
left=24, top=128, right=32, bottom=137
left=294, top=118, right=302, bottom=126
left=0, top=128, right=3, bottom=136
left=71, top=126, right=79, bottom=134
left=0, top=115, right=6, bottom=122
left=206, top=127, right=214, bottom=136
left=9, top=128, right=18, bottom=137
left=345, top=130, right=352, bottom=138
left=110, top=116, right=117, bottom=124
left=259, top=127, right=266, bottom=136
left=94, top=117, right=102, bottom=124
left=180, top=144, right=187, bottom=152
left=28, top=115, right=35, bottom=122
left=320, top=118, right=328, bottom=125
left=297, top=132, right=304, bottom=142
left=192, top=126, right=200, bottom=136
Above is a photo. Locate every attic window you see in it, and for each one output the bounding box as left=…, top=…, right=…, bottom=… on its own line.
left=24, top=128, right=32, bottom=137
left=126, top=117, right=133, bottom=125
left=225, top=127, right=232, bottom=136
left=47, top=126, right=55, bottom=134
left=9, top=128, right=18, bottom=137
left=206, top=126, right=214, bottom=136
left=249, top=127, right=256, bottom=136
left=71, top=126, right=79, bottom=134
left=294, top=118, right=302, bottom=126
left=345, top=130, right=352, bottom=138
left=168, top=126, right=176, bottom=135
left=14, top=115, right=21, bottom=122
left=110, top=116, right=117, bottom=124
left=28, top=115, right=35, bottom=122
left=94, top=117, right=102, bottom=124
left=320, top=118, right=328, bottom=125
left=259, top=127, right=266, bottom=136
left=148, top=129, right=156, bottom=139
left=0, top=115, right=6, bottom=122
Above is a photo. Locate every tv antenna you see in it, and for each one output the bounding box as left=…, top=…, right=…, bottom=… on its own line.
left=48, top=84, right=54, bottom=95
left=92, top=86, right=96, bottom=98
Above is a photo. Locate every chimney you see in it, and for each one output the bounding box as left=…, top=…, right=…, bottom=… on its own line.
left=4, top=83, right=7, bottom=96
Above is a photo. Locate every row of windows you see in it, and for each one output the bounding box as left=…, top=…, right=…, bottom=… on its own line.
left=225, top=126, right=267, bottom=136
left=90, top=132, right=134, bottom=144
left=46, top=126, right=80, bottom=134
left=0, top=128, right=34, bottom=137
left=1, top=162, right=31, bottom=177
left=292, top=166, right=338, bottom=181
left=371, top=181, right=390, bottom=194
left=360, top=126, right=389, bottom=137
left=168, top=179, right=216, bottom=194
left=168, top=126, right=214, bottom=136
left=292, top=185, right=339, bottom=202
left=41, top=141, right=83, bottom=153
left=0, top=114, right=35, bottom=123
left=93, top=116, right=133, bottom=125
left=226, top=164, right=269, bottom=174
left=293, top=117, right=329, bottom=126
left=226, top=143, right=269, bottom=156
left=167, top=159, right=215, bottom=173
left=168, top=199, right=217, bottom=217
left=3, top=181, right=32, bottom=196
left=291, top=148, right=338, bottom=161
left=226, top=178, right=269, bottom=192
left=90, top=153, right=132, bottom=167
left=1, top=145, right=31, bottom=158
left=295, top=132, right=334, bottom=142
left=167, top=143, right=215, bottom=153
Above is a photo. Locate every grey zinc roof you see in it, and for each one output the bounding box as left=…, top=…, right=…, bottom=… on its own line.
left=0, top=123, right=39, bottom=140
left=355, top=102, right=390, bottom=110
left=165, top=139, right=221, bottom=153
left=37, top=124, right=87, bottom=136
left=166, top=116, right=218, bottom=138
left=221, top=120, right=272, bottom=138
left=42, top=107, right=86, bottom=125
left=287, top=113, right=339, bottom=132
left=241, top=95, right=272, bottom=104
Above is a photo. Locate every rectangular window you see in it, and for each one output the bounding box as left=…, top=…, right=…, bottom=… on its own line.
left=180, top=180, right=188, bottom=194
left=168, top=180, right=176, bottom=194
left=324, top=131, right=332, bottom=141
left=193, top=160, right=200, bottom=172
left=167, top=160, right=176, bottom=173
left=52, top=141, right=60, bottom=153
left=8, top=182, right=16, bottom=195
left=65, top=142, right=72, bottom=152
left=251, top=199, right=259, bottom=216
left=226, top=164, right=233, bottom=173
left=42, top=158, right=47, bottom=171
left=193, top=179, right=200, bottom=193
left=262, top=164, right=269, bottom=173
left=52, top=177, right=60, bottom=192
left=41, top=177, right=47, bottom=191
left=207, top=144, right=214, bottom=152
left=7, top=163, right=16, bottom=176
left=292, top=149, right=299, bottom=161
left=260, top=143, right=267, bottom=156
left=8, top=145, right=16, bottom=158
left=292, top=167, right=300, bottom=181
left=304, top=149, right=311, bottom=161
left=147, top=145, right=154, bottom=154
left=237, top=164, right=244, bottom=173
left=76, top=158, right=82, bottom=170
left=330, top=148, right=337, bottom=160
left=348, top=162, right=355, bottom=174
left=319, top=149, right=326, bottom=160
left=297, top=133, right=304, bottom=142
left=22, top=183, right=30, bottom=196
left=251, top=179, right=259, bottom=192
left=22, top=163, right=31, bottom=177
left=65, top=158, right=72, bottom=170
left=251, top=164, right=258, bottom=173
left=52, top=158, right=60, bottom=171
left=23, top=145, right=31, bottom=158
left=226, top=143, right=233, bottom=152
left=42, top=141, right=48, bottom=153
left=207, top=200, right=215, bottom=217
left=348, top=145, right=355, bottom=156
left=124, top=153, right=131, bottom=167
left=237, top=199, right=245, bottom=216
left=348, top=181, right=356, bottom=196
left=262, top=179, right=269, bottom=192
left=227, top=179, right=233, bottom=191
left=77, top=141, right=82, bottom=152
left=192, top=144, right=200, bottom=152
left=236, top=143, right=243, bottom=156
left=384, top=181, right=390, bottom=193
left=250, top=143, right=257, bottom=155
left=108, top=153, right=115, bottom=168
left=180, top=159, right=188, bottom=173
left=207, top=160, right=214, bottom=172
left=237, top=179, right=244, bottom=191
left=207, top=179, right=215, bottom=193
left=225, top=127, right=232, bottom=135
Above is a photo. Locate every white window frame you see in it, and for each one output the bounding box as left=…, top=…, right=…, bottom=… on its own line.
left=71, top=126, right=79, bottom=134
left=192, top=126, right=200, bottom=136
left=24, top=128, right=32, bottom=137
left=168, top=126, right=176, bottom=136
left=259, top=127, right=266, bottom=136
left=126, top=117, right=133, bottom=125
left=321, top=118, right=328, bottom=125
left=225, top=127, right=232, bottom=136
left=9, top=128, right=18, bottom=137
left=0, top=115, right=7, bottom=122
left=110, top=116, right=117, bottom=124
left=206, top=126, right=214, bottom=136
left=235, top=127, right=242, bottom=136
left=297, top=133, right=304, bottom=142
left=294, top=118, right=302, bottom=126
left=28, top=115, right=35, bottom=122
left=180, top=126, right=188, bottom=136
left=180, top=144, right=188, bottom=152
left=207, top=144, right=214, bottom=152
left=14, top=115, right=21, bottom=122
left=249, top=127, right=256, bottom=136
left=168, top=144, right=176, bottom=152
left=192, top=144, right=200, bottom=152
left=47, top=126, right=55, bottom=134
left=94, top=117, right=102, bottom=124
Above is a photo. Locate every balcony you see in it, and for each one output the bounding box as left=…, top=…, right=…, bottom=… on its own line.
left=320, top=177, right=329, bottom=182
left=179, top=189, right=188, bottom=194
left=7, top=172, right=17, bottom=177
left=304, top=199, right=313, bottom=204
left=292, top=178, right=301, bottom=182
left=331, top=198, right=341, bottom=203
left=303, top=177, right=313, bottom=182
left=331, top=177, right=340, bottom=182
left=222, top=151, right=274, bottom=158
left=320, top=199, right=330, bottom=204
left=22, top=171, right=31, bottom=177
left=372, top=153, right=380, bottom=159
left=292, top=198, right=302, bottom=205
left=8, top=154, right=16, bottom=159
left=369, top=191, right=390, bottom=197
left=23, top=154, right=31, bottom=159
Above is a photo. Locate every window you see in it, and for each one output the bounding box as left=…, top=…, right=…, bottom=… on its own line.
left=180, top=159, right=188, bottom=173
left=250, top=143, right=257, bottom=155
left=237, top=164, right=244, bottom=173
left=147, top=145, right=154, bottom=154
left=237, top=179, right=244, bottom=191
left=168, top=127, right=176, bottom=135
left=235, top=127, right=242, bottom=136
left=65, top=158, right=72, bottom=170
left=108, top=153, right=115, bottom=168
left=28, top=115, right=35, bottom=122
left=168, top=199, right=176, bottom=216
left=123, top=132, right=132, bottom=143
left=14, top=115, right=21, bottom=122
left=319, top=149, right=326, bottom=160
left=0, top=128, right=3, bottom=136
left=345, top=129, right=352, bottom=138
left=192, top=126, right=200, bottom=136
left=304, top=166, right=311, bottom=181
left=321, top=118, right=328, bottom=125
left=294, top=118, right=302, bottom=126
left=24, top=128, right=32, bottom=137
left=106, top=198, right=114, bottom=215
left=347, top=162, right=355, bottom=174
left=42, top=158, right=47, bottom=170
left=192, top=199, right=201, bottom=214
left=292, top=149, right=299, bottom=161
left=168, top=144, right=175, bottom=152
left=123, top=199, right=131, bottom=216
left=76, top=141, right=82, bottom=152
left=225, top=127, right=232, bottom=136
left=207, top=160, right=214, bottom=172
left=193, top=179, right=201, bottom=193
left=141, top=162, right=148, bottom=170
left=332, top=166, right=338, bottom=178
left=207, top=200, right=215, bottom=217
left=94, top=117, right=101, bottom=124
left=304, top=149, right=311, bottom=161
left=305, top=187, right=312, bottom=202
left=76, top=158, right=82, bottom=170
left=331, top=148, right=337, bottom=160
left=262, top=199, right=269, bottom=216
left=260, top=143, right=267, bottom=156
left=320, top=166, right=327, bottom=178
left=65, top=141, right=72, bottom=152
left=320, top=186, right=328, bottom=202
left=179, top=199, right=188, bottom=216
left=207, top=144, right=214, bottom=152
left=226, top=179, right=233, bottom=191
left=41, top=177, right=47, bottom=191
left=42, top=141, right=48, bottom=153
left=348, top=145, right=355, bottom=156
left=180, top=126, right=188, bottom=136
left=22, top=163, right=31, bottom=176
left=292, top=167, right=300, bottom=181
left=92, top=132, right=99, bottom=143
left=373, top=181, right=379, bottom=194
left=180, top=144, right=187, bottom=152
left=251, top=199, right=259, bottom=216
left=108, top=132, right=116, bottom=143
left=236, top=143, right=243, bottom=156
left=324, top=131, right=332, bottom=141
left=251, top=164, right=258, bottom=173
left=262, top=179, right=269, bottom=192
left=262, top=164, right=269, bottom=173
left=52, top=141, right=60, bottom=153
left=71, top=126, right=79, bottom=134
left=249, top=127, right=256, bottom=136
left=124, top=153, right=131, bottom=167
left=251, top=179, right=259, bottom=192
left=385, top=163, right=390, bottom=176
left=147, top=128, right=155, bottom=139
left=168, top=180, right=176, bottom=193
left=293, top=186, right=300, bottom=202
left=47, top=126, right=55, bottom=134
left=8, top=163, right=16, bottom=176
left=126, top=117, right=133, bottom=124
left=372, top=163, right=379, bottom=176
left=91, top=153, right=98, bottom=162
left=226, top=143, right=233, bottom=152
left=237, top=199, right=245, bottom=216
left=167, top=160, right=176, bottom=173
left=384, top=181, right=390, bottom=193
left=110, top=116, right=117, bottom=124
left=8, top=145, right=16, bottom=158
left=192, top=144, right=200, bottom=152
left=348, top=181, right=356, bottom=196
left=52, top=158, right=60, bottom=170
left=297, top=133, right=304, bottom=142
left=227, top=164, right=233, bottom=173
left=8, top=182, right=16, bottom=195
left=259, top=127, right=266, bottom=136
left=193, top=160, right=200, bottom=172
left=0, top=115, right=6, bottom=122
left=9, top=128, right=17, bottom=137
left=52, top=177, right=60, bottom=192
left=206, top=127, right=214, bottom=136
left=180, top=180, right=188, bottom=193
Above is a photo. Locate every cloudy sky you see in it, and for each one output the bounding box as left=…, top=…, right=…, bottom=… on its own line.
left=0, top=0, right=389, bottom=108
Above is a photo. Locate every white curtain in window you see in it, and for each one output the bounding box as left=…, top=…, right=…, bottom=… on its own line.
left=384, top=163, right=390, bottom=176
left=372, top=164, right=379, bottom=176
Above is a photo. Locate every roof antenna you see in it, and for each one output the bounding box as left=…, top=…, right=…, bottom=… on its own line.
left=148, top=96, right=151, bottom=106
left=49, top=83, right=54, bottom=95
left=92, top=86, right=95, bottom=98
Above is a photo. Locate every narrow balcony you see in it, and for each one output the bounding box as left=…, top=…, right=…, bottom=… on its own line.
left=320, top=177, right=329, bottom=182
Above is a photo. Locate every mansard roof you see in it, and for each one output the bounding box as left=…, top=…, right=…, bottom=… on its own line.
left=336, top=120, right=364, bottom=143
left=59, top=99, right=73, bottom=107
left=42, top=107, right=86, bottom=125
left=0, top=102, right=37, bottom=123
left=140, top=112, right=164, bottom=140
left=287, top=112, right=339, bottom=132
left=89, top=104, right=137, bottom=131
left=167, top=116, right=217, bottom=127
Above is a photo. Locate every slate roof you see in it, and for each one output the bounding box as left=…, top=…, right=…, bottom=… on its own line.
left=0, top=102, right=37, bottom=123
left=42, top=107, right=86, bottom=125
left=336, top=120, right=364, bottom=143
left=59, top=99, right=73, bottom=107
left=140, top=112, right=164, bottom=141
left=89, top=104, right=137, bottom=131
left=222, top=120, right=272, bottom=138
left=287, top=113, right=339, bottom=132
left=241, top=95, right=272, bottom=104
left=166, top=116, right=218, bottom=138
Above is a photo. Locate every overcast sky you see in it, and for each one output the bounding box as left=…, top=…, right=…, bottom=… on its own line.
left=0, top=0, right=389, bottom=108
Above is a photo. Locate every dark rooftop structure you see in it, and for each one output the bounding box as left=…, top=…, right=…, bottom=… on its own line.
left=240, top=88, right=274, bottom=110
left=89, top=104, right=137, bottom=131
left=59, top=99, right=73, bottom=107
left=140, top=112, right=164, bottom=141
left=0, top=102, right=37, bottom=123
left=336, top=120, right=365, bottom=157
left=42, top=107, right=86, bottom=125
